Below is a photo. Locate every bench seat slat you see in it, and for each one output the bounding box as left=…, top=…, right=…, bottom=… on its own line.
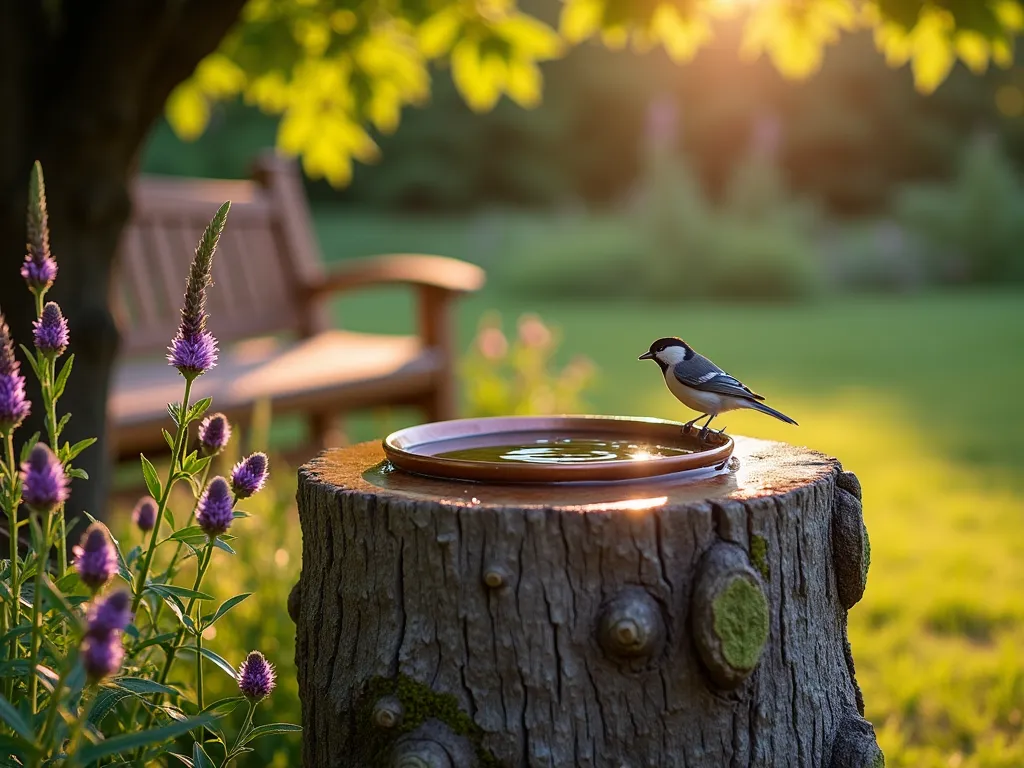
left=111, top=330, right=441, bottom=456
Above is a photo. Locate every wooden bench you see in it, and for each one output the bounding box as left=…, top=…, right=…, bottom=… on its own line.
left=108, top=153, right=485, bottom=460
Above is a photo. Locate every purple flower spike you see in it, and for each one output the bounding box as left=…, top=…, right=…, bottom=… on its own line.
left=0, top=315, right=30, bottom=432
left=81, top=633, right=125, bottom=682
left=198, top=412, right=231, bottom=456
left=86, top=590, right=132, bottom=636
left=20, top=443, right=68, bottom=513
left=132, top=496, right=157, bottom=533
left=81, top=590, right=131, bottom=682
left=167, top=202, right=229, bottom=380
left=22, top=162, right=58, bottom=294
left=73, top=523, right=118, bottom=591
left=196, top=476, right=234, bottom=538
left=168, top=331, right=218, bottom=377
left=231, top=452, right=269, bottom=499
left=32, top=301, right=69, bottom=357
left=238, top=650, right=276, bottom=701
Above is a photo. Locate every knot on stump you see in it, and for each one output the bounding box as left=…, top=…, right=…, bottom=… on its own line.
left=482, top=564, right=509, bottom=589
left=831, top=715, right=885, bottom=768
left=832, top=473, right=870, bottom=609
left=373, top=695, right=405, bottom=729
left=389, top=719, right=478, bottom=768
left=692, top=542, right=769, bottom=689
left=597, top=587, right=666, bottom=660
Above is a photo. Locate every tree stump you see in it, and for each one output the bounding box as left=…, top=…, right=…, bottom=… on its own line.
left=292, top=437, right=881, bottom=767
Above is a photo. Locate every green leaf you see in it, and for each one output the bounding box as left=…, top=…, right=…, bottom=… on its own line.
left=0, top=692, right=36, bottom=743
left=129, top=632, right=178, bottom=657
left=19, top=432, right=41, bottom=464
left=179, top=646, right=238, bottom=680
left=192, top=741, right=216, bottom=768
left=53, top=353, right=74, bottom=398
left=163, top=429, right=175, bottom=451
left=212, top=538, right=236, bottom=556
left=140, top=454, right=162, bottom=500
left=168, top=402, right=182, bottom=427
left=201, top=696, right=246, bottom=718
left=65, top=437, right=97, bottom=461
left=202, top=593, right=251, bottom=630
left=186, top=397, right=213, bottom=422
left=55, top=412, right=72, bottom=437
left=167, top=526, right=207, bottom=543
left=239, top=723, right=302, bottom=746
left=0, top=625, right=33, bottom=648
left=18, top=345, right=40, bottom=379
left=183, top=454, right=213, bottom=476
left=113, top=677, right=179, bottom=697
left=168, top=753, right=195, bottom=768
left=147, top=584, right=214, bottom=602
left=66, top=467, right=89, bottom=481
left=163, top=505, right=176, bottom=530
left=88, top=687, right=135, bottom=726
left=74, top=716, right=213, bottom=764
left=39, top=574, right=82, bottom=630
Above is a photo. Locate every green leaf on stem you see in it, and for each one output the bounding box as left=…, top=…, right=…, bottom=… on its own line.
left=178, top=646, right=239, bottom=681
left=74, top=715, right=214, bottom=764
left=0, top=691, right=36, bottom=742
left=212, top=538, right=236, bottom=556
left=17, top=345, right=40, bottom=379
left=162, top=505, right=176, bottom=530
left=113, top=677, right=179, bottom=697
left=186, top=397, right=214, bottom=424
left=140, top=454, right=162, bottom=500
left=201, top=593, right=251, bottom=630
left=64, top=437, right=97, bottom=462
left=239, top=723, right=303, bottom=746
left=19, top=432, right=40, bottom=463
left=168, top=402, right=183, bottom=427
left=192, top=741, right=217, bottom=768
left=201, top=696, right=247, bottom=718
left=183, top=454, right=212, bottom=476
left=0, top=625, right=33, bottom=648
left=38, top=574, right=83, bottom=631
left=168, top=753, right=195, bottom=768
left=130, top=631, right=178, bottom=657
left=53, top=353, right=74, bottom=398
left=55, top=412, right=72, bottom=437
left=66, top=467, right=89, bottom=481
left=166, top=526, right=207, bottom=543
left=163, top=429, right=175, bottom=451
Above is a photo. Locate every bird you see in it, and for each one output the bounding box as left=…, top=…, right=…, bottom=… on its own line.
left=639, top=336, right=797, bottom=438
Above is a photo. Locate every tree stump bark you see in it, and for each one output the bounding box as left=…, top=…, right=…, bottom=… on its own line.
left=292, top=437, right=881, bottom=768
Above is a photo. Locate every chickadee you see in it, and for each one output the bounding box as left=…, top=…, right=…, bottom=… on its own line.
left=639, top=337, right=797, bottom=437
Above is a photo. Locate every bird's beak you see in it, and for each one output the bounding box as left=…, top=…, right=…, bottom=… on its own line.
left=638, top=352, right=654, bottom=361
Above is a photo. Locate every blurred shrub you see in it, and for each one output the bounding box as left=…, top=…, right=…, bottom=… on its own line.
left=896, top=133, right=1024, bottom=284
left=823, top=219, right=928, bottom=293
left=462, top=312, right=595, bottom=417
left=496, top=136, right=824, bottom=301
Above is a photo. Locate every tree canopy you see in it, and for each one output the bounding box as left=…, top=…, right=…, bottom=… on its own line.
left=164, top=0, right=1023, bottom=186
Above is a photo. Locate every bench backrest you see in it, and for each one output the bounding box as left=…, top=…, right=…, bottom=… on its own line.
left=113, top=153, right=328, bottom=357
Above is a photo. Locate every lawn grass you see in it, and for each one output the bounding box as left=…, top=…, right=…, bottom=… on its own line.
left=123, top=210, right=1024, bottom=767
left=311, top=208, right=1024, bottom=766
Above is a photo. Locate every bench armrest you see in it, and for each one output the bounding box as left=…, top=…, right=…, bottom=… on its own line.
left=305, top=254, right=485, bottom=298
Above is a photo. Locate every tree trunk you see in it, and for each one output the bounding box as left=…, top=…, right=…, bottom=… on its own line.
left=292, top=437, right=883, bottom=767
left=0, top=0, right=245, bottom=533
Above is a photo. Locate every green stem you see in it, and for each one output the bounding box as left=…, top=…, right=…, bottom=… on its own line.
left=5, top=431, right=20, bottom=667
left=39, top=662, right=69, bottom=747
left=147, top=463, right=212, bottom=633
left=142, top=543, right=215, bottom=734
left=196, top=625, right=205, bottom=743
left=131, top=378, right=194, bottom=616
left=27, top=509, right=52, bottom=715
left=228, top=701, right=257, bottom=759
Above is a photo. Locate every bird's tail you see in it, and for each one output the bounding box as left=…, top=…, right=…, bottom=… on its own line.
left=748, top=400, right=798, bottom=426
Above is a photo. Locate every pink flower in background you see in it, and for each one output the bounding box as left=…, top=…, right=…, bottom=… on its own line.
left=517, top=314, right=552, bottom=350
left=477, top=326, right=508, bottom=361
